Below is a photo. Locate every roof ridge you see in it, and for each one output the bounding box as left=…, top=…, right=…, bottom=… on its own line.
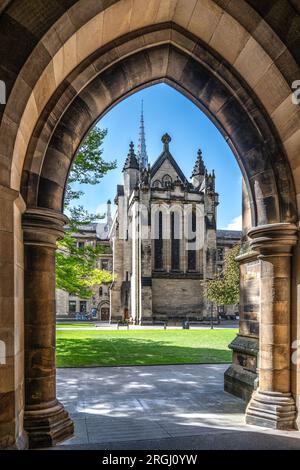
left=150, top=135, right=188, bottom=183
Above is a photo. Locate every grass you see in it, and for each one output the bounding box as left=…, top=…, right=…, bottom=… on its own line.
left=56, top=328, right=237, bottom=368
left=56, top=323, right=97, bottom=328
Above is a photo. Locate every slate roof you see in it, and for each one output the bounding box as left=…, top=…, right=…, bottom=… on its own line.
left=96, top=222, right=111, bottom=240
left=217, top=229, right=242, bottom=239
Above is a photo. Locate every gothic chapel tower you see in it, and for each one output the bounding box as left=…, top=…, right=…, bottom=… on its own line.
left=110, top=106, right=218, bottom=324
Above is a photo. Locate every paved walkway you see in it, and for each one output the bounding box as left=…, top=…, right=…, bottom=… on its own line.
left=56, top=364, right=300, bottom=450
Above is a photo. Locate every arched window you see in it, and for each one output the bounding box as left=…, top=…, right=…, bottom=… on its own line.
left=162, top=174, right=172, bottom=188
left=171, top=211, right=180, bottom=270
left=188, top=208, right=197, bottom=271
left=152, top=180, right=161, bottom=188
left=154, top=211, right=163, bottom=270
left=99, top=286, right=103, bottom=296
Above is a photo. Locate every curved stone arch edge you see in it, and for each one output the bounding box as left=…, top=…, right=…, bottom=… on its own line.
left=0, top=1, right=297, bottom=209
left=18, top=28, right=295, bottom=227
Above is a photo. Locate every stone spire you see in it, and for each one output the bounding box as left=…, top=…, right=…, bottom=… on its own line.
left=137, top=100, right=148, bottom=170
left=191, top=148, right=206, bottom=189
left=192, top=149, right=206, bottom=177
left=107, top=199, right=112, bottom=226
left=123, top=141, right=139, bottom=171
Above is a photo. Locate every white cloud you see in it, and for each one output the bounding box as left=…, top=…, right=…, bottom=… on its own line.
left=223, top=214, right=242, bottom=231
left=95, top=203, right=108, bottom=217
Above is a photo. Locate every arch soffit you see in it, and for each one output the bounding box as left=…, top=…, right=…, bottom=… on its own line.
left=21, top=27, right=296, bottom=226
left=0, top=1, right=297, bottom=226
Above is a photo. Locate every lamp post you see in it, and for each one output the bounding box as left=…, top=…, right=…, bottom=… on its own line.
left=210, top=301, right=214, bottom=330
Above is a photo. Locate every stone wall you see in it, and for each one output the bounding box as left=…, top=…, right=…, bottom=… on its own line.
left=56, top=289, right=69, bottom=317
left=224, top=253, right=260, bottom=402
left=0, top=189, right=27, bottom=449
left=152, top=278, right=207, bottom=319
left=151, top=159, right=180, bottom=184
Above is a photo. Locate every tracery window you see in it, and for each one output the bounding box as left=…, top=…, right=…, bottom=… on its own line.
left=152, top=180, right=161, bottom=188
left=154, top=211, right=163, bottom=270
left=171, top=211, right=180, bottom=270
left=162, top=174, right=172, bottom=187
left=187, top=208, right=197, bottom=271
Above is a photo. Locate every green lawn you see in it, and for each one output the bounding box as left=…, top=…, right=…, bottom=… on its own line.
left=57, top=323, right=97, bottom=328
left=56, top=329, right=237, bottom=368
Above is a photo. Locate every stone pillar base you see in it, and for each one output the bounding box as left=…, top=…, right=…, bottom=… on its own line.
left=224, top=335, right=258, bottom=402
left=24, top=401, right=74, bottom=448
left=245, top=390, right=296, bottom=430
left=224, top=364, right=257, bottom=402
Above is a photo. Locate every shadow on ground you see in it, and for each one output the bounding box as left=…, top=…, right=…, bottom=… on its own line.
left=54, top=364, right=300, bottom=450
left=55, top=427, right=300, bottom=450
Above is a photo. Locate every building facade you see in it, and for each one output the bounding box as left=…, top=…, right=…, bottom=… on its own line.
left=109, top=110, right=241, bottom=324
left=55, top=201, right=113, bottom=320
left=56, top=117, right=241, bottom=323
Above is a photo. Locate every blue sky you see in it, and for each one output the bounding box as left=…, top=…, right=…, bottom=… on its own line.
left=70, top=83, right=242, bottom=230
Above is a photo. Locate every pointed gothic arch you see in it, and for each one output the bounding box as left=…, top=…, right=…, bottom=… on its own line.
left=0, top=0, right=300, bottom=448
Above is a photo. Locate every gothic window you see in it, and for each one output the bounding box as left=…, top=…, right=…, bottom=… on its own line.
left=101, top=260, right=109, bottom=270
left=171, top=211, right=180, bottom=271
left=217, top=248, right=224, bottom=261
left=152, top=180, right=161, bottom=188
left=154, top=211, right=163, bottom=270
left=188, top=208, right=197, bottom=271
left=99, top=286, right=103, bottom=296
left=162, top=174, right=172, bottom=188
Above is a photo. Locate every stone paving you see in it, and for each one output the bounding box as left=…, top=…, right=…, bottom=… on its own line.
left=56, top=364, right=300, bottom=450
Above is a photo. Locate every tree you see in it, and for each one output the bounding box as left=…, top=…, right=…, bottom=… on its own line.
left=56, top=127, right=116, bottom=298
left=64, top=128, right=116, bottom=207
left=56, top=231, right=112, bottom=298
left=205, top=244, right=240, bottom=306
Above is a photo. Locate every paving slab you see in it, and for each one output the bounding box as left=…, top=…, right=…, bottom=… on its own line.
left=55, top=364, right=300, bottom=450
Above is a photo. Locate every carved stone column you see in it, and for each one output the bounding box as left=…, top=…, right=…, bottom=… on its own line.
left=245, top=223, right=298, bottom=430
left=23, top=208, right=74, bottom=448
left=0, top=185, right=27, bottom=449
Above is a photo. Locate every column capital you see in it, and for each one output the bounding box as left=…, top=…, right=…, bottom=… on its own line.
left=248, top=223, right=298, bottom=256
left=22, top=207, right=68, bottom=247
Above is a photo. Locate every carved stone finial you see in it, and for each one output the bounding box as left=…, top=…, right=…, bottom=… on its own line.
left=123, top=141, right=139, bottom=171
left=192, top=148, right=206, bottom=177
left=129, top=141, right=135, bottom=155
left=161, top=133, right=171, bottom=148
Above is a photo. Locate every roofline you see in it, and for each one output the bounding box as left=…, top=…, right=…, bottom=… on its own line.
left=150, top=148, right=189, bottom=184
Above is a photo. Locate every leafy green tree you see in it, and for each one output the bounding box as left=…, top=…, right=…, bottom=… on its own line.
left=64, top=128, right=116, bottom=207
left=205, top=244, right=240, bottom=306
left=56, top=127, right=116, bottom=298
left=56, top=232, right=112, bottom=298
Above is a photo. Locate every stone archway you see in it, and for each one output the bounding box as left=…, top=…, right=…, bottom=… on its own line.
left=0, top=0, right=300, bottom=449
left=98, top=301, right=110, bottom=322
